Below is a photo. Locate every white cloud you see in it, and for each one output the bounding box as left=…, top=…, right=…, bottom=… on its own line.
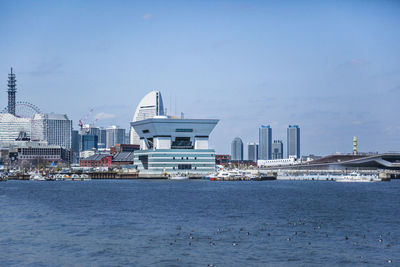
left=142, top=13, right=152, bottom=20
left=95, top=112, right=116, bottom=120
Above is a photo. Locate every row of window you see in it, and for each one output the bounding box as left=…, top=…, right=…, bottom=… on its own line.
left=173, top=156, right=197, bottom=160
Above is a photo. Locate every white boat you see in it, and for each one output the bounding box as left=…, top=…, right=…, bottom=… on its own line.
left=335, top=172, right=379, bottom=182
left=54, top=174, right=65, bottom=181
left=207, top=171, right=230, bottom=180
left=70, top=174, right=91, bottom=181
left=30, top=173, right=46, bottom=181
left=71, top=174, right=81, bottom=181
left=169, top=173, right=189, bottom=180
left=80, top=174, right=91, bottom=181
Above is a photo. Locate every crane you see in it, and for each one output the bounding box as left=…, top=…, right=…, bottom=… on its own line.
left=78, top=108, right=94, bottom=133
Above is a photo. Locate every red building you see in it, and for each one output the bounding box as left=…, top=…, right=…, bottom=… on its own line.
left=80, top=154, right=112, bottom=168
left=110, top=144, right=140, bottom=155
left=216, top=154, right=230, bottom=165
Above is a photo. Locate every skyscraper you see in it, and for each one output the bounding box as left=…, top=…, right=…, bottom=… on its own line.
left=287, top=125, right=300, bottom=158
left=272, top=140, right=283, bottom=159
left=130, top=91, right=164, bottom=145
left=259, top=125, right=272, bottom=160
left=31, top=113, right=72, bottom=148
left=72, top=130, right=80, bottom=152
left=247, top=142, right=258, bottom=162
left=106, top=126, right=125, bottom=148
left=98, top=128, right=107, bottom=148
left=231, top=137, right=243, bottom=161
left=80, top=134, right=98, bottom=151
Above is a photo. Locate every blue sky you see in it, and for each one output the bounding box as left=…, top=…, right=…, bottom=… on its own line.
left=0, top=0, right=399, bottom=156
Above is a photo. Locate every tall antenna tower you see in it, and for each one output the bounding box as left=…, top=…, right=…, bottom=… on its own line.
left=353, top=136, right=358, bottom=155
left=7, top=67, right=17, bottom=115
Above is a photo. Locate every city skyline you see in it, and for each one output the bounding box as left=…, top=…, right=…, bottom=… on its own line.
left=1, top=1, right=399, bottom=155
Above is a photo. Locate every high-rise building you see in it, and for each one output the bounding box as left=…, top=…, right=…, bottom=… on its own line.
left=259, top=125, right=272, bottom=160
left=72, top=130, right=79, bottom=152
left=98, top=128, right=107, bottom=148
left=82, top=125, right=100, bottom=137
left=31, top=113, right=72, bottom=148
left=130, top=91, right=164, bottom=145
left=106, top=126, right=125, bottom=148
left=272, top=140, right=283, bottom=159
left=0, top=113, right=31, bottom=145
left=231, top=137, right=243, bottom=161
left=247, top=142, right=258, bottom=162
left=287, top=125, right=300, bottom=158
left=125, top=131, right=130, bottom=144
left=80, top=134, right=98, bottom=152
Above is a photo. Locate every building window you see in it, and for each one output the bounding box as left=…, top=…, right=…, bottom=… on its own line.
left=142, top=130, right=150, bottom=133
left=176, top=129, right=193, bottom=132
left=178, top=164, right=191, bottom=170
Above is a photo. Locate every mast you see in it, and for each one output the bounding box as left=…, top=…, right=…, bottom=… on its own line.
left=7, top=67, right=17, bottom=115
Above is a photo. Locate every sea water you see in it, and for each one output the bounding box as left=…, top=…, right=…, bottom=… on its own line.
left=0, top=180, right=399, bottom=266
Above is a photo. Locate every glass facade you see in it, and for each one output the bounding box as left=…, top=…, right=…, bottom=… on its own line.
left=287, top=125, right=300, bottom=158
left=272, top=140, right=283, bottom=159
left=259, top=125, right=272, bottom=160
left=134, top=149, right=216, bottom=176
left=81, top=134, right=98, bottom=151
left=231, top=137, right=243, bottom=161
left=247, top=142, right=258, bottom=162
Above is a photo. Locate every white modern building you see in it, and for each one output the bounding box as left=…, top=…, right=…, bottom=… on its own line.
left=257, top=156, right=299, bottom=168
left=130, top=91, right=164, bottom=145
left=131, top=116, right=218, bottom=178
left=0, top=113, right=32, bottom=146
left=106, top=125, right=125, bottom=148
left=31, top=113, right=72, bottom=148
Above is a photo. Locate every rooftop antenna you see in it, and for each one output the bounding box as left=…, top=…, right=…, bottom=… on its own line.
left=353, top=136, right=358, bottom=155
left=7, top=67, right=17, bottom=115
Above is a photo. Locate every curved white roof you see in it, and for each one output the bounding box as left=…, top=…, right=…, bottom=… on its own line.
left=132, top=91, right=164, bottom=122
left=130, top=91, right=164, bottom=145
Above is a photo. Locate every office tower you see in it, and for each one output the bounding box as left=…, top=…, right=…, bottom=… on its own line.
left=231, top=137, right=243, bottom=161
left=287, top=125, right=300, bottom=158
left=72, top=130, right=80, bottom=153
left=0, top=113, right=31, bottom=144
left=130, top=91, right=164, bottom=145
left=259, top=125, right=272, bottom=160
left=82, top=125, right=100, bottom=137
left=106, top=126, right=125, bottom=148
left=248, top=142, right=258, bottom=162
left=272, top=140, right=283, bottom=159
left=81, top=134, right=98, bottom=151
left=31, top=113, right=72, bottom=148
left=98, top=128, right=107, bottom=148
left=125, top=132, right=130, bottom=144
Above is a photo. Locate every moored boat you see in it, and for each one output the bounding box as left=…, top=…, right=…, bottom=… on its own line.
left=335, top=172, right=379, bottom=182
left=169, top=173, right=189, bottom=180
left=30, top=173, right=46, bottom=181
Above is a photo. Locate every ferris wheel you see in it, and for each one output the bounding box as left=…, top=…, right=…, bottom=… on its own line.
left=1, top=101, right=42, bottom=118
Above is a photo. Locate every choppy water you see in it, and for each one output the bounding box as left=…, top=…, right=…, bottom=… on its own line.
left=0, top=180, right=399, bottom=266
